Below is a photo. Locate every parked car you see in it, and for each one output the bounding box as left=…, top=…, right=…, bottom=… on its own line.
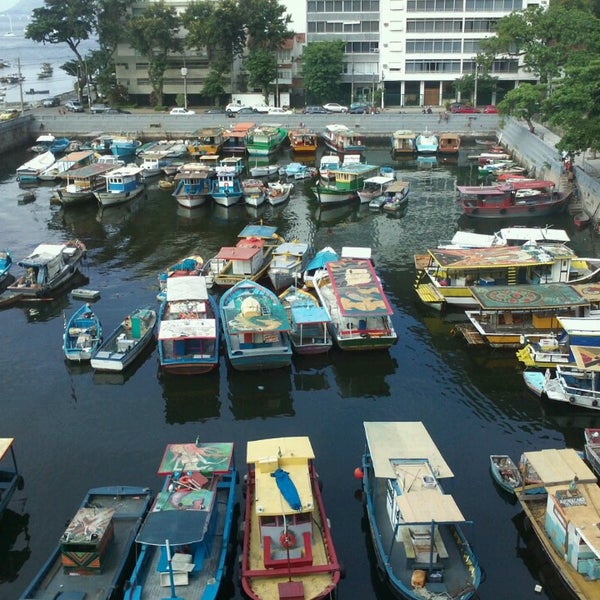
left=227, top=106, right=256, bottom=116
left=64, top=100, right=83, bottom=112
left=104, top=108, right=131, bottom=114
left=303, top=106, right=329, bottom=114
left=323, top=102, right=348, bottom=113
left=482, top=105, right=498, bottom=114
left=252, top=103, right=271, bottom=113
left=267, top=107, right=293, bottom=115
left=41, top=96, right=60, bottom=108
left=348, top=102, right=370, bottom=114
left=0, top=109, right=19, bottom=120
left=225, top=102, right=248, bottom=113
left=90, top=103, right=114, bottom=114
left=450, top=103, right=478, bottom=114
left=170, top=107, right=195, bottom=115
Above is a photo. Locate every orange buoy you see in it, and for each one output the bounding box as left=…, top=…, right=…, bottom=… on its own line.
left=279, top=529, right=297, bottom=549
left=354, top=467, right=364, bottom=480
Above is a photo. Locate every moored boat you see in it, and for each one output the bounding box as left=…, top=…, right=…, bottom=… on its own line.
left=0, top=249, right=12, bottom=283
left=0, top=438, right=22, bottom=518
left=210, top=166, right=243, bottom=207
left=90, top=307, right=157, bottom=372
left=391, top=130, right=417, bottom=155
left=20, top=486, right=153, bottom=600
left=172, top=163, right=212, bottom=208
left=360, top=421, right=482, bottom=600
left=222, top=121, right=255, bottom=154
left=490, top=454, right=523, bottom=494
left=381, top=180, right=410, bottom=213
left=157, top=276, right=219, bottom=375
left=16, top=150, right=56, bottom=182
left=124, top=441, right=236, bottom=600
left=415, top=129, right=439, bottom=153
left=242, top=178, right=267, bottom=207
left=241, top=436, right=341, bottom=600
left=63, top=303, right=103, bottom=362
left=55, top=162, right=119, bottom=206
left=438, top=132, right=461, bottom=154
left=267, top=241, right=310, bottom=290
left=584, top=428, right=600, bottom=478
left=266, top=181, right=293, bottom=206
left=302, top=246, right=339, bottom=289
left=110, top=135, right=142, bottom=159
left=7, top=240, right=86, bottom=298
left=279, top=285, right=332, bottom=354
left=313, top=256, right=397, bottom=350
left=313, top=162, right=379, bottom=205
left=357, top=175, right=395, bottom=205
left=186, top=126, right=226, bottom=156
left=246, top=124, right=287, bottom=156
left=288, top=127, right=318, bottom=153
left=94, top=165, right=145, bottom=207
left=517, top=449, right=600, bottom=599
left=38, top=149, right=95, bottom=181
left=321, top=123, right=365, bottom=154
left=219, top=279, right=292, bottom=371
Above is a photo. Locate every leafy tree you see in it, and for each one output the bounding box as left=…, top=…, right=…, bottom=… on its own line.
left=301, top=41, right=345, bottom=104
left=203, top=70, right=228, bottom=106
left=497, top=83, right=547, bottom=133
left=242, top=0, right=292, bottom=52
left=244, top=49, right=278, bottom=104
left=25, top=0, right=97, bottom=102
left=127, top=1, right=182, bottom=106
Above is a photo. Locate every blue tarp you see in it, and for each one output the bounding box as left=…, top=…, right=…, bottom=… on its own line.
left=271, top=468, right=302, bottom=511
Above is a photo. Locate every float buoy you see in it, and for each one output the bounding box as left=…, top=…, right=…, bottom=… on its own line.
left=354, top=467, right=364, bottom=480
left=279, top=529, right=297, bottom=549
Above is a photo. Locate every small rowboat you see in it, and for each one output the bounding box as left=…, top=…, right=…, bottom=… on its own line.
left=574, top=212, right=591, bottom=230
left=489, top=454, right=523, bottom=494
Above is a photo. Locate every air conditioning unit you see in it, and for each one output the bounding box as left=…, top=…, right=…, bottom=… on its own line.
left=422, top=475, right=437, bottom=489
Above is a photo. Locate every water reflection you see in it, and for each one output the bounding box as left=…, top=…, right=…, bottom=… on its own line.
left=330, top=350, right=397, bottom=398
left=0, top=507, right=31, bottom=584
left=227, top=368, right=294, bottom=419
left=19, top=294, right=73, bottom=323
left=91, top=341, right=156, bottom=385
left=292, top=355, right=331, bottom=392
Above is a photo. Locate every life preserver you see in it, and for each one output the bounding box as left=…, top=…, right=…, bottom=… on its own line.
left=593, top=400, right=598, bottom=407
left=279, top=529, right=297, bottom=549
left=569, top=396, right=576, bottom=404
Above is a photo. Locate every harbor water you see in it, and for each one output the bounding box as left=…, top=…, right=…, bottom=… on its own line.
left=2, top=140, right=600, bottom=600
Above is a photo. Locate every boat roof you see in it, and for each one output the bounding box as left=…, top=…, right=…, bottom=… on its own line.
left=58, top=150, right=94, bottom=162
left=216, top=246, right=261, bottom=260
left=392, top=130, right=416, bottom=137
left=341, top=246, right=371, bottom=259
left=426, top=244, right=575, bottom=269
left=103, top=164, right=142, bottom=177
left=364, top=422, right=454, bottom=480
left=222, top=286, right=290, bottom=334
left=363, top=175, right=395, bottom=185
left=570, top=283, right=600, bottom=303
left=448, top=231, right=498, bottom=248
left=165, top=276, right=208, bottom=301
left=456, top=185, right=507, bottom=196
left=19, top=243, right=66, bottom=266
left=65, top=163, right=117, bottom=178
left=387, top=181, right=409, bottom=192
left=521, top=448, right=596, bottom=485
left=158, top=318, right=216, bottom=340
left=291, top=304, right=331, bottom=324
left=273, top=242, right=309, bottom=256
left=326, top=258, right=392, bottom=317
left=500, top=226, right=570, bottom=243
left=136, top=442, right=234, bottom=546
left=0, top=437, right=14, bottom=461
left=557, top=316, right=600, bottom=334
left=470, top=283, right=588, bottom=310
left=238, top=224, right=277, bottom=239
left=569, top=345, right=600, bottom=370
left=330, top=163, right=379, bottom=176
left=247, top=437, right=314, bottom=516
left=35, top=134, right=55, bottom=143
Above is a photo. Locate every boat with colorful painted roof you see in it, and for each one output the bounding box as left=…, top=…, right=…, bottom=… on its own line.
left=157, top=276, right=219, bottom=375
left=288, top=127, right=318, bottom=153
left=245, top=124, right=287, bottom=156
left=94, top=165, right=145, bottom=207
left=517, top=449, right=600, bottom=599
left=241, top=436, right=341, bottom=599
left=360, top=421, right=482, bottom=600
left=414, top=243, right=600, bottom=311
left=313, top=256, right=397, bottom=350
left=222, top=121, right=255, bottom=154
left=322, top=123, right=365, bottom=154
left=279, top=285, right=332, bottom=354
left=206, top=225, right=283, bottom=287
left=56, top=162, right=120, bottom=206
left=219, top=279, right=292, bottom=371
left=124, top=442, right=236, bottom=600
left=313, top=162, right=379, bottom=205
left=186, top=126, right=226, bottom=157
left=172, top=163, right=212, bottom=208
left=267, top=242, right=310, bottom=291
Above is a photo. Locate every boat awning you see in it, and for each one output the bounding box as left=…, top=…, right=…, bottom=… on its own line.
left=247, top=437, right=314, bottom=516
left=448, top=231, right=498, bottom=248
left=223, top=295, right=290, bottom=333
left=238, top=224, right=278, bottom=239
left=273, top=242, right=309, bottom=257
left=157, top=442, right=234, bottom=475
left=456, top=186, right=510, bottom=196
left=396, top=491, right=465, bottom=524
left=19, top=243, right=65, bottom=266
left=165, top=276, right=208, bottom=302
left=569, top=346, right=600, bottom=371
left=363, top=176, right=395, bottom=185
left=306, top=248, right=338, bottom=271
left=557, top=316, right=600, bottom=335
left=364, top=422, right=453, bottom=480
left=470, top=283, right=588, bottom=310
left=291, top=304, right=331, bottom=325
left=158, top=318, right=216, bottom=340
left=136, top=488, right=215, bottom=546
left=0, top=438, right=14, bottom=461
left=341, top=247, right=372, bottom=260
left=499, top=227, right=570, bottom=244
left=216, top=246, right=261, bottom=260
left=326, top=258, right=393, bottom=317
left=35, top=134, right=55, bottom=144
left=63, top=163, right=116, bottom=179
left=521, top=448, right=596, bottom=486
left=387, top=181, right=409, bottom=193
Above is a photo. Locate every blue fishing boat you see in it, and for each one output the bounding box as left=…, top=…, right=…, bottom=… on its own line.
left=124, top=441, right=237, bottom=600
left=360, top=421, right=482, bottom=600
left=0, top=249, right=12, bottom=283
left=0, top=438, right=23, bottom=519
left=219, top=279, right=292, bottom=371
left=90, top=307, right=157, bottom=372
left=210, top=165, right=243, bottom=207
left=20, top=486, right=153, bottom=600
left=111, top=135, right=142, bottom=159
left=157, top=276, right=219, bottom=375
left=49, top=136, right=71, bottom=155
left=172, top=163, right=213, bottom=208
left=94, top=165, right=145, bottom=207
left=302, top=246, right=339, bottom=289
left=415, top=129, right=439, bottom=153
left=63, top=303, right=103, bottom=362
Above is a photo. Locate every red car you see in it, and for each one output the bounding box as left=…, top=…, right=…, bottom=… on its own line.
left=451, top=104, right=479, bottom=114
left=482, top=105, right=499, bottom=114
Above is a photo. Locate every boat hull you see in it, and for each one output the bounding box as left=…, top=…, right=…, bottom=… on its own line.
left=95, top=185, right=145, bottom=207
left=63, top=304, right=102, bottom=362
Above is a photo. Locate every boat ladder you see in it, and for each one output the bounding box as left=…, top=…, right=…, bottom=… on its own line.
left=507, top=267, right=517, bottom=286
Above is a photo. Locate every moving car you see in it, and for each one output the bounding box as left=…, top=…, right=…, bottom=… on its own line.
left=170, top=107, right=195, bottom=115
left=90, top=103, right=112, bottom=114
left=0, top=109, right=19, bottom=120
left=323, top=102, right=348, bottom=113
left=348, top=102, right=370, bottom=114
left=482, top=104, right=499, bottom=114
left=64, top=100, right=83, bottom=112
left=304, top=105, right=329, bottom=114
left=228, top=106, right=256, bottom=116
left=267, top=107, right=293, bottom=115
left=225, top=102, right=248, bottom=113
left=104, top=108, right=131, bottom=114
left=450, top=103, right=479, bottom=113
left=41, top=96, right=60, bottom=108
left=205, top=107, right=227, bottom=114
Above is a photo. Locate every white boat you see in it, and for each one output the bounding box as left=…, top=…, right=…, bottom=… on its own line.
left=357, top=175, right=395, bottom=205
left=210, top=166, right=243, bottom=207
left=16, top=150, right=56, bottom=182
left=242, top=178, right=266, bottom=207
left=94, top=165, right=145, bottom=207
left=267, top=241, right=310, bottom=290
left=138, top=151, right=174, bottom=178
left=172, top=163, right=212, bottom=208
left=415, top=129, right=439, bottom=153
left=266, top=181, right=293, bottom=206
left=38, top=150, right=95, bottom=181
left=250, top=163, right=279, bottom=178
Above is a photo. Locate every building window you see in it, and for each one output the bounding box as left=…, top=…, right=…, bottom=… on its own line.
left=407, top=0, right=464, bottom=11
left=465, top=0, right=523, bottom=10
left=406, top=59, right=461, bottom=72
left=463, top=39, right=484, bottom=53
left=407, top=19, right=463, bottom=32
left=406, top=39, right=462, bottom=53
left=464, top=18, right=497, bottom=32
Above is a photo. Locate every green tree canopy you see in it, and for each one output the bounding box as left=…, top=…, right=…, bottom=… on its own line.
left=301, top=41, right=345, bottom=104
left=127, top=1, right=182, bottom=106
left=244, top=48, right=277, bottom=104
left=242, top=0, right=292, bottom=51
left=497, top=83, right=547, bottom=133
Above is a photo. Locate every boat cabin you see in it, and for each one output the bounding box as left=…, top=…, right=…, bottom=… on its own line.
left=102, top=165, right=143, bottom=193
left=0, top=438, right=22, bottom=517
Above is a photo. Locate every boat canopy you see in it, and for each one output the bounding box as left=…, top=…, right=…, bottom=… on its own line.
left=499, top=226, right=570, bottom=244
left=362, top=175, right=395, bottom=186
left=386, top=181, right=409, bottom=193
left=447, top=231, right=498, bottom=248
left=291, top=304, right=331, bottom=325
left=557, top=316, right=600, bottom=334
left=247, top=437, right=314, bottom=516
left=158, top=318, right=216, bottom=341
left=364, top=422, right=453, bottom=480
left=216, top=246, right=261, bottom=261
left=470, top=283, right=588, bottom=310
left=238, top=224, right=278, bottom=239
left=273, top=242, right=309, bottom=257
left=0, top=438, right=15, bottom=462
left=19, top=243, right=65, bottom=267
left=222, top=291, right=290, bottom=334
left=396, top=489, right=465, bottom=525
left=165, top=276, right=208, bottom=302
left=306, top=248, right=338, bottom=272
left=158, top=442, right=234, bottom=475
left=326, top=258, right=392, bottom=317
left=341, top=246, right=372, bottom=260
left=571, top=283, right=600, bottom=303
left=521, top=448, right=596, bottom=485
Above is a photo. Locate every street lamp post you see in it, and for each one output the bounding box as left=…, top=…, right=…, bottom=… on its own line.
left=473, top=63, right=478, bottom=110
left=371, top=72, right=376, bottom=107
left=181, top=67, right=188, bottom=110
